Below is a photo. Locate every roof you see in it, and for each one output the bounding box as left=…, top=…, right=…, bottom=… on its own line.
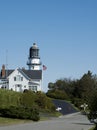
left=0, top=69, right=42, bottom=80
left=31, top=43, right=38, bottom=49
left=22, top=69, right=42, bottom=79
left=0, top=70, right=14, bottom=79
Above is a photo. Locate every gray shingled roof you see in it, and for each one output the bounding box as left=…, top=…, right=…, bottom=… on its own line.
left=0, top=69, right=42, bottom=80
left=22, top=69, right=42, bottom=79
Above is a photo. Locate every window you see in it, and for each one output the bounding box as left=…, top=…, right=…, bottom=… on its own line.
left=33, top=86, right=37, bottom=91
left=29, top=86, right=37, bottom=92
left=17, top=75, right=21, bottom=81
left=14, top=75, right=23, bottom=81
left=14, top=77, right=16, bottom=81
left=24, top=86, right=26, bottom=88
left=21, top=77, right=23, bottom=81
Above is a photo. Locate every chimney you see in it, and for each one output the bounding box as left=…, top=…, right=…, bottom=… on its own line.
left=1, top=65, right=6, bottom=78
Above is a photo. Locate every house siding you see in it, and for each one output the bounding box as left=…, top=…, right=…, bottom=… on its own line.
left=8, top=69, right=29, bottom=92
left=0, top=68, right=42, bottom=92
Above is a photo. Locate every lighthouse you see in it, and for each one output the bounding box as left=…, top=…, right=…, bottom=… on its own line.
left=27, top=43, right=41, bottom=70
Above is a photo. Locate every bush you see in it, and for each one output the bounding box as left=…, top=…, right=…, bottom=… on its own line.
left=0, top=89, right=56, bottom=120
left=0, top=106, right=40, bottom=121
left=46, top=90, right=69, bottom=100
left=35, top=92, right=55, bottom=111
left=71, top=98, right=83, bottom=108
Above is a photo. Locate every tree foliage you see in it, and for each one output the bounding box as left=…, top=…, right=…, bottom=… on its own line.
left=46, top=71, right=97, bottom=107
left=47, top=70, right=97, bottom=127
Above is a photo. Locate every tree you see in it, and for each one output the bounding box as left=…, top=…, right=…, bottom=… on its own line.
left=87, top=90, right=97, bottom=129
left=79, top=71, right=97, bottom=101
left=46, top=71, right=97, bottom=111
left=48, top=82, right=55, bottom=90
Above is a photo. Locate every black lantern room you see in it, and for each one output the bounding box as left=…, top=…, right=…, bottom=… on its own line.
left=29, top=43, right=40, bottom=59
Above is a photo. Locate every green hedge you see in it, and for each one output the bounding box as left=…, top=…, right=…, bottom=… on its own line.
left=46, top=90, right=69, bottom=100
left=0, top=106, right=40, bottom=121
left=0, top=89, right=56, bottom=121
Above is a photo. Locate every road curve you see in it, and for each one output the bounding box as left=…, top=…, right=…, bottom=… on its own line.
left=52, top=99, right=78, bottom=115
left=0, top=113, right=94, bottom=130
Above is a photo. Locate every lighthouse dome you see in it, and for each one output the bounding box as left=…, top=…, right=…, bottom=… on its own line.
left=29, top=43, right=39, bottom=58
left=31, top=43, right=38, bottom=49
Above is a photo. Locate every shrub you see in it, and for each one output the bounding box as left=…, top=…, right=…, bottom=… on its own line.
left=0, top=106, right=40, bottom=121
left=46, top=90, right=68, bottom=100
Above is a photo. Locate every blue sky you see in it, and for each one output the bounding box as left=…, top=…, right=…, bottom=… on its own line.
left=0, top=0, right=97, bottom=91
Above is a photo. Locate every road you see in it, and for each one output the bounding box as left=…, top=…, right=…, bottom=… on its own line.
left=0, top=113, right=94, bottom=130
left=52, top=99, right=78, bottom=115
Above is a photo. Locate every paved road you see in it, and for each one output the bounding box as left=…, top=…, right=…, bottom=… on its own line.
left=0, top=113, right=94, bottom=130
left=52, top=99, right=78, bottom=115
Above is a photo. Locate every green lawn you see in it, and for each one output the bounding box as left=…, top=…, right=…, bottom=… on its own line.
left=89, top=126, right=95, bottom=130
left=0, top=117, right=32, bottom=126
left=39, top=111, right=61, bottom=120
left=0, top=111, right=61, bottom=126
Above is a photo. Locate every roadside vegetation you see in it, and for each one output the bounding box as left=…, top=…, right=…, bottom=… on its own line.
left=46, top=70, right=97, bottom=129
left=0, top=117, right=32, bottom=126
left=89, top=126, right=95, bottom=130
left=0, top=70, right=97, bottom=129
left=0, top=90, right=56, bottom=122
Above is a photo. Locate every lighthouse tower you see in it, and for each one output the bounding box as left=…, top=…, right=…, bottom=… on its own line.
left=27, top=43, right=41, bottom=70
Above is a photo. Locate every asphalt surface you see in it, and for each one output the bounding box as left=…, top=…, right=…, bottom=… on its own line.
left=52, top=99, right=78, bottom=115
left=0, top=113, right=94, bottom=130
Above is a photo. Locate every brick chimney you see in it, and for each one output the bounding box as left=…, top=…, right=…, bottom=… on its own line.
left=1, top=65, right=6, bottom=78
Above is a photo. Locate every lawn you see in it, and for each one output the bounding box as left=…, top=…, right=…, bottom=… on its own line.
left=0, top=117, right=32, bottom=126
left=89, top=126, right=95, bottom=130
left=0, top=111, right=61, bottom=126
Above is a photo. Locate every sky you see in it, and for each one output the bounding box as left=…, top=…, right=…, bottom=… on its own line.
left=0, top=0, right=97, bottom=92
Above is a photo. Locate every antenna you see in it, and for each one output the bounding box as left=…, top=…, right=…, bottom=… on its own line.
left=6, top=50, right=8, bottom=78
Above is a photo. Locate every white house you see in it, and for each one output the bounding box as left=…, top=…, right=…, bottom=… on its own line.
left=0, top=43, right=42, bottom=92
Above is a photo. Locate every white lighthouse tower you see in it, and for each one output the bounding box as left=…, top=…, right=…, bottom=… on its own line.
left=27, top=43, right=41, bottom=70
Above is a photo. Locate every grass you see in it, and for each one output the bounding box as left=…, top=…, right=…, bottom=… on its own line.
left=0, top=117, right=32, bottom=126
left=89, top=126, right=95, bottom=130
left=0, top=111, right=61, bottom=125
left=40, top=111, right=61, bottom=120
